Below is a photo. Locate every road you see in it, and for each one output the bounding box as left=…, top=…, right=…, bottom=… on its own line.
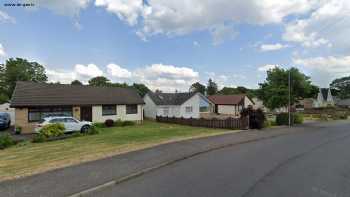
left=88, top=121, right=350, bottom=197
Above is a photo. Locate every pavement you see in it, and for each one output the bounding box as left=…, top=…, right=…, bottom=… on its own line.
left=0, top=121, right=347, bottom=197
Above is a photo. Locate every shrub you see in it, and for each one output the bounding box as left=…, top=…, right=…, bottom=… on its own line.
left=93, top=122, right=105, bottom=128
left=0, top=133, right=15, bottom=149
left=294, top=113, right=304, bottom=124
left=104, top=119, right=114, bottom=127
left=114, top=119, right=124, bottom=127
left=122, top=121, right=135, bottom=126
left=32, top=134, right=47, bottom=143
left=39, top=123, right=65, bottom=138
left=87, top=125, right=99, bottom=135
left=15, top=126, right=22, bottom=135
left=320, top=114, right=329, bottom=121
left=276, top=113, right=290, bottom=125
left=241, top=107, right=266, bottom=129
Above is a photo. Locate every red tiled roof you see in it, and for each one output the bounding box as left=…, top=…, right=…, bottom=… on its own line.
left=208, top=94, right=246, bottom=105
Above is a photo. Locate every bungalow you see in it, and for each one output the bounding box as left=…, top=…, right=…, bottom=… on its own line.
left=10, top=81, right=145, bottom=133
left=143, top=91, right=214, bottom=119
left=208, top=94, right=254, bottom=116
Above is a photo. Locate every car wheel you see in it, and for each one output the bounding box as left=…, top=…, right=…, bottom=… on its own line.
left=81, top=125, right=90, bottom=133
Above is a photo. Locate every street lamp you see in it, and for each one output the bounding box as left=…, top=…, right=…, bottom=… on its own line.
left=288, top=69, right=291, bottom=127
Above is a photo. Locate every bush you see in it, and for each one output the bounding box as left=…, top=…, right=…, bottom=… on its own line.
left=15, top=126, right=22, bottom=135
left=241, top=107, right=266, bottom=129
left=32, top=134, right=47, bottom=143
left=93, top=122, right=105, bottom=128
left=114, top=119, right=124, bottom=127
left=104, top=119, right=114, bottom=127
left=87, top=125, right=99, bottom=135
left=294, top=113, right=304, bottom=124
left=0, top=133, right=15, bottom=149
left=39, top=123, right=65, bottom=138
left=122, top=121, right=135, bottom=126
left=276, top=113, right=291, bottom=125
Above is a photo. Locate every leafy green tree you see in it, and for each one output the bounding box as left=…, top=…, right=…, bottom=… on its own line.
left=257, top=67, right=316, bottom=110
left=218, top=87, right=240, bottom=95
left=190, top=82, right=206, bottom=94
left=88, top=76, right=111, bottom=87
left=132, top=83, right=150, bottom=97
left=71, top=80, right=83, bottom=85
left=207, top=78, right=218, bottom=95
left=0, top=58, right=47, bottom=102
left=330, top=76, right=350, bottom=99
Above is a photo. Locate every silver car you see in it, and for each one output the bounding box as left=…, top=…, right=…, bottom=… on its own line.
left=0, top=112, right=11, bottom=129
left=35, top=116, right=92, bottom=133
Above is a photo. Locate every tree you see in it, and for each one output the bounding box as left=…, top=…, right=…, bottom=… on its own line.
left=88, top=76, right=111, bottom=87
left=207, top=79, right=218, bottom=95
left=0, top=58, right=47, bottom=102
left=71, top=80, right=83, bottom=85
left=132, top=83, right=150, bottom=97
left=190, top=82, right=206, bottom=94
left=257, top=67, right=316, bottom=110
left=330, top=76, right=350, bottom=99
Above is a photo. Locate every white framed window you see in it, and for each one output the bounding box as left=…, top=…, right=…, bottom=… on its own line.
left=185, top=106, right=193, bottom=113
left=163, top=107, right=169, bottom=116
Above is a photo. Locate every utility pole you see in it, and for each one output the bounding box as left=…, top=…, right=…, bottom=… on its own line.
left=288, top=70, right=291, bottom=127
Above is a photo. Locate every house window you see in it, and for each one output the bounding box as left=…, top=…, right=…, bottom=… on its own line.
left=28, top=107, right=73, bottom=122
left=185, top=106, right=193, bottom=113
left=163, top=107, right=169, bottom=116
left=102, top=105, right=116, bottom=116
left=126, top=105, right=138, bottom=114
left=200, top=106, right=209, bottom=112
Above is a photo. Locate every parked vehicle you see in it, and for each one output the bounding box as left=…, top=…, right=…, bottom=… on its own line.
left=35, top=116, right=92, bottom=133
left=0, top=112, right=11, bottom=129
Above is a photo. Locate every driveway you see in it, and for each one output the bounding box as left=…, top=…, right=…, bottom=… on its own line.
left=1, top=121, right=348, bottom=197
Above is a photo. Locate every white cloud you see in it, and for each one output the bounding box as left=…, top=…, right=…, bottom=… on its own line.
left=211, top=24, right=238, bottom=45
left=0, top=11, right=16, bottom=23
left=193, top=41, right=200, bottom=47
left=134, top=63, right=199, bottom=91
left=260, top=43, right=288, bottom=51
left=95, top=0, right=316, bottom=42
left=283, top=0, right=350, bottom=49
left=75, top=64, right=103, bottom=78
left=107, top=63, right=132, bottom=78
left=258, top=64, right=279, bottom=72
left=24, top=0, right=90, bottom=17
left=293, top=55, right=350, bottom=74
left=95, top=0, right=144, bottom=25
left=46, top=69, right=77, bottom=84
left=0, top=44, right=6, bottom=58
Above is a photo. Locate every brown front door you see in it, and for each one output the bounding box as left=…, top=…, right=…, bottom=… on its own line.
left=80, top=106, right=92, bottom=122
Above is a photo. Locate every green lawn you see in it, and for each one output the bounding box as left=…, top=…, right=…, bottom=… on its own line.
left=0, top=121, right=230, bottom=181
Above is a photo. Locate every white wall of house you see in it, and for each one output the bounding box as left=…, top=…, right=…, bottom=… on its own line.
left=143, top=94, right=157, bottom=119
left=0, top=102, right=15, bottom=125
left=144, top=93, right=212, bottom=119
left=244, top=96, right=254, bottom=107
left=217, top=105, right=241, bottom=115
left=92, top=104, right=143, bottom=122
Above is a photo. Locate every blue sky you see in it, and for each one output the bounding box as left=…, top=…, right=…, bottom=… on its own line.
left=1, top=0, right=350, bottom=91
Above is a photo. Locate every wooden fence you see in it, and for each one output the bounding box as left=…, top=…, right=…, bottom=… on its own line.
left=156, top=116, right=249, bottom=130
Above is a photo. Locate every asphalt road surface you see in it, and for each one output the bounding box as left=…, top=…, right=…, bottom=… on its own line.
left=88, top=121, right=350, bottom=197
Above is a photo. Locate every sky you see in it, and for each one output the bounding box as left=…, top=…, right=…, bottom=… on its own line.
left=0, top=0, right=350, bottom=92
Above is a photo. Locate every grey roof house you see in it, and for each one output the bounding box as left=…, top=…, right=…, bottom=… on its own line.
left=11, top=81, right=145, bottom=133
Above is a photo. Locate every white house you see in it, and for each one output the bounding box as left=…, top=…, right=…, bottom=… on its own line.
left=143, top=91, right=214, bottom=119
left=208, top=94, right=254, bottom=116
left=314, top=88, right=334, bottom=108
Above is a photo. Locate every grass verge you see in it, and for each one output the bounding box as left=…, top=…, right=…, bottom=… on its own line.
left=0, top=120, right=234, bottom=181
